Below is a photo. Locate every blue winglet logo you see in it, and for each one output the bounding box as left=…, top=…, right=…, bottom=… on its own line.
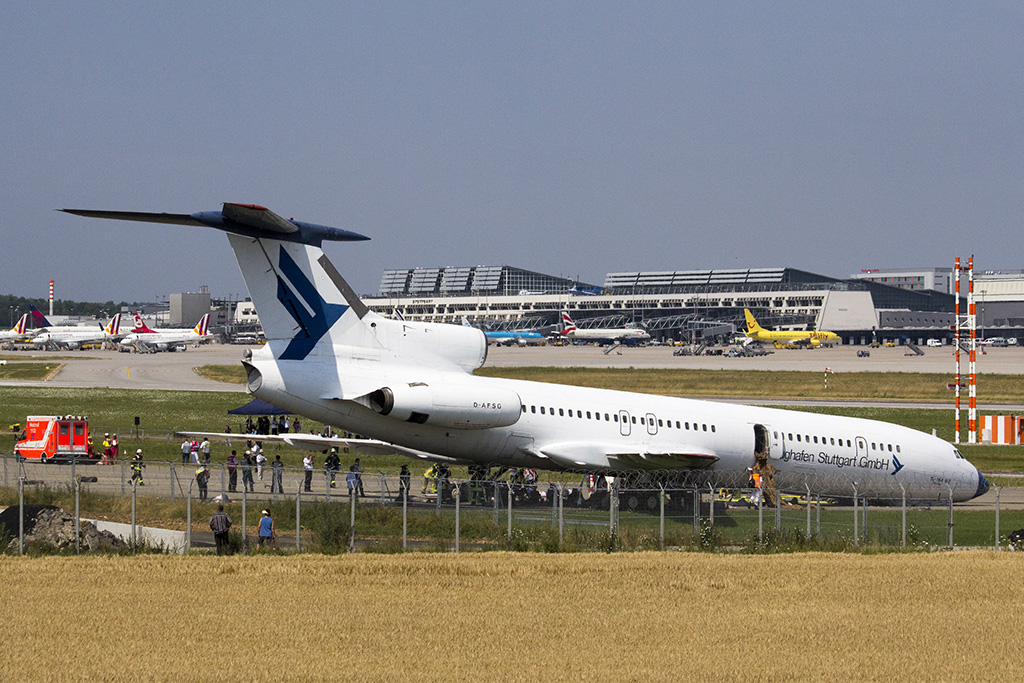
left=891, top=455, right=905, bottom=476
left=275, top=247, right=348, bottom=360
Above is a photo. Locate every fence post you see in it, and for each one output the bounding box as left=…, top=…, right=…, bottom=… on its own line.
left=3, top=453, right=7, bottom=488
left=19, top=472, right=25, bottom=555
left=296, top=484, right=301, bottom=552
left=348, top=488, right=356, bottom=553
left=659, top=485, right=665, bottom=551
left=131, top=481, right=137, bottom=554
left=900, top=484, right=907, bottom=549
left=220, top=463, right=226, bottom=499
left=455, top=484, right=461, bottom=554
left=242, top=483, right=247, bottom=555
left=995, top=486, right=1001, bottom=550
left=493, top=479, right=499, bottom=525
left=379, top=473, right=385, bottom=505
left=757, top=490, right=763, bottom=544
left=402, top=484, right=408, bottom=552
left=816, top=494, right=821, bottom=537
left=507, top=483, right=513, bottom=543
left=805, top=484, right=811, bottom=539
left=708, top=483, right=715, bottom=530
left=557, top=483, right=564, bottom=547
left=121, top=460, right=126, bottom=495
left=75, top=476, right=81, bottom=555
left=852, top=486, right=858, bottom=546
left=775, top=486, right=782, bottom=532
left=170, top=463, right=176, bottom=501
left=947, top=488, right=954, bottom=549
left=186, top=479, right=193, bottom=553
left=324, top=470, right=331, bottom=502
left=692, top=488, right=699, bottom=536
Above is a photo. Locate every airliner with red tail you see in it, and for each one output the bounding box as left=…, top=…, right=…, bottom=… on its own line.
left=119, top=312, right=211, bottom=352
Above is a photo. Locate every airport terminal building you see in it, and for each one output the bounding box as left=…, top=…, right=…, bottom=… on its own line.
left=362, top=265, right=973, bottom=345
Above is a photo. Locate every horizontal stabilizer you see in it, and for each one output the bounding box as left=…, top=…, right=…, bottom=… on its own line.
left=59, top=209, right=206, bottom=226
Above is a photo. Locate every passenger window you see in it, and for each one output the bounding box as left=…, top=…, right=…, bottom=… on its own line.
left=887, top=444, right=892, bottom=452
left=702, top=424, right=707, bottom=432
left=676, top=422, right=680, bottom=429
left=586, top=411, right=591, bottom=419
left=871, top=443, right=876, bottom=450
left=813, top=436, right=818, bottom=444
left=632, top=416, right=637, bottom=424
left=788, top=433, right=793, bottom=441
left=686, top=423, right=690, bottom=430
left=522, top=405, right=527, bottom=413
left=558, top=409, right=564, bottom=417
left=540, top=407, right=545, bottom=415
left=896, top=445, right=901, bottom=453
left=797, top=434, right=802, bottom=442
left=614, top=414, right=619, bottom=422
left=773, top=431, right=778, bottom=439
left=605, top=414, right=610, bottom=421
left=658, top=419, right=663, bottom=427
left=830, top=438, right=835, bottom=445
left=531, top=406, right=536, bottom=414
left=640, top=417, right=645, bottom=425
left=711, top=425, right=716, bottom=433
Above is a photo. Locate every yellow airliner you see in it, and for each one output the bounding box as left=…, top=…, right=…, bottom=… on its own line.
left=743, top=309, right=840, bottom=348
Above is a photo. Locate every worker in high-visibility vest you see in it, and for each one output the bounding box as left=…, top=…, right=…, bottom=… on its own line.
left=130, top=449, right=145, bottom=486
left=750, top=469, right=763, bottom=506
left=422, top=463, right=438, bottom=494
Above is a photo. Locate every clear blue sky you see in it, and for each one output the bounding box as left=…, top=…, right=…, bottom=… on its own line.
left=2, top=3, right=1022, bottom=303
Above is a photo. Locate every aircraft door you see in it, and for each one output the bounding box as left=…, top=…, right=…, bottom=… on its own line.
left=619, top=410, right=631, bottom=436
left=646, top=413, right=658, bottom=436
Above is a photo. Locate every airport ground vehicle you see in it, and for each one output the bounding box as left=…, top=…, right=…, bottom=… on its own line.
left=926, top=339, right=943, bottom=347
left=14, top=415, right=93, bottom=462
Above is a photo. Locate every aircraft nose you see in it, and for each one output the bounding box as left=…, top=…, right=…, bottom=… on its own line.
left=975, top=471, right=990, bottom=499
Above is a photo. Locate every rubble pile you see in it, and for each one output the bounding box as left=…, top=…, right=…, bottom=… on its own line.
left=2, top=506, right=123, bottom=553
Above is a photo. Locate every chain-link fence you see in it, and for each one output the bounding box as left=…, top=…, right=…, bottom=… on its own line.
left=3, top=453, right=1023, bottom=555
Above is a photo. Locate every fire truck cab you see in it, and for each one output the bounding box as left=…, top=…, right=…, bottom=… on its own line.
left=14, top=415, right=93, bottom=462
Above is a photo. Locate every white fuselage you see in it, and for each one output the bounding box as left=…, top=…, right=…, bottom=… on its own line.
left=120, top=329, right=202, bottom=349
left=562, top=328, right=650, bottom=342
left=248, top=343, right=982, bottom=503
left=32, top=326, right=114, bottom=348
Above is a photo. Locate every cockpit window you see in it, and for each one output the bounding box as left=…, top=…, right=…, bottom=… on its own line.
left=953, top=449, right=963, bottom=460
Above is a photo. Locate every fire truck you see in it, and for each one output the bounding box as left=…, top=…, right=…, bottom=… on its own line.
left=14, top=415, right=94, bottom=462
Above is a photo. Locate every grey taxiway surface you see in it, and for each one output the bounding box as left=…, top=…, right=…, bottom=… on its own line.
left=1, top=342, right=1022, bottom=391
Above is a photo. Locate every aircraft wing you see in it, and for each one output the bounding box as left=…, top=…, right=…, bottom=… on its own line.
left=531, top=441, right=720, bottom=470
left=174, top=431, right=470, bottom=465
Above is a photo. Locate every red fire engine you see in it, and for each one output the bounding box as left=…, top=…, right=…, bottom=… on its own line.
left=14, top=415, right=94, bottom=462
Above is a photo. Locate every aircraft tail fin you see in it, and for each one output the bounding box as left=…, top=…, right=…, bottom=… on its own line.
left=12, top=313, right=28, bottom=335
left=103, top=313, right=121, bottom=336
left=29, top=306, right=52, bottom=328
left=131, top=313, right=157, bottom=334
left=743, top=309, right=762, bottom=333
left=560, top=311, right=577, bottom=334
left=193, top=313, right=210, bottom=336
left=226, top=233, right=374, bottom=360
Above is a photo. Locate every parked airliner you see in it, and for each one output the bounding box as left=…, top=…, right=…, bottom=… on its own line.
left=119, top=312, right=211, bottom=352
left=62, top=203, right=988, bottom=502
left=31, top=313, right=122, bottom=349
left=559, top=311, right=650, bottom=344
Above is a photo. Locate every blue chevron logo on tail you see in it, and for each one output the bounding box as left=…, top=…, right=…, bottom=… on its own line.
left=275, top=246, right=348, bottom=360
left=891, top=455, right=905, bottom=476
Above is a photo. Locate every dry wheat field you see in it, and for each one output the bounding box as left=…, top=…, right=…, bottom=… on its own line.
left=1, top=552, right=1021, bottom=681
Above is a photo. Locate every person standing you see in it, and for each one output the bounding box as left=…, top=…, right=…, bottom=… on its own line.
left=271, top=455, right=284, bottom=494
left=398, top=464, right=410, bottom=502
left=130, top=448, right=145, bottom=486
left=241, top=450, right=255, bottom=493
left=257, top=509, right=275, bottom=549
left=293, top=417, right=301, bottom=434
left=303, top=452, right=314, bottom=492
left=226, top=450, right=239, bottom=492
left=346, top=465, right=358, bottom=497
left=200, top=438, right=211, bottom=464
left=180, top=437, right=191, bottom=465
left=209, top=504, right=232, bottom=555
left=255, top=448, right=267, bottom=483
left=196, top=465, right=209, bottom=501
left=190, top=439, right=201, bottom=465
left=325, top=448, right=341, bottom=488
left=111, top=435, right=119, bottom=462
left=282, top=416, right=290, bottom=433
left=353, top=458, right=365, bottom=497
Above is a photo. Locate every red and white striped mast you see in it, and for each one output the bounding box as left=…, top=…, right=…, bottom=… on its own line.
left=954, top=257, right=977, bottom=445
left=955, top=258, right=961, bottom=443
left=48, top=279, right=54, bottom=317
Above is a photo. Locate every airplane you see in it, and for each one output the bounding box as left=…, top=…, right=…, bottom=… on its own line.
left=462, top=317, right=547, bottom=346
left=119, top=312, right=211, bottom=352
left=62, top=203, right=988, bottom=503
left=31, top=313, right=123, bottom=349
left=743, top=309, right=840, bottom=348
left=0, top=314, right=31, bottom=343
left=558, top=311, right=650, bottom=344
